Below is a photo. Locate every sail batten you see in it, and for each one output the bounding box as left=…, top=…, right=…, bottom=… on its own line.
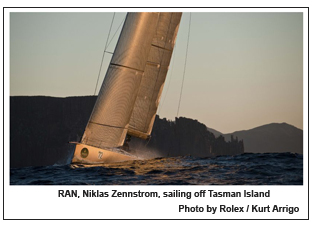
left=110, top=63, right=145, bottom=73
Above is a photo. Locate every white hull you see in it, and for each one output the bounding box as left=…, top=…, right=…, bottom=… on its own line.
left=71, top=143, right=138, bottom=164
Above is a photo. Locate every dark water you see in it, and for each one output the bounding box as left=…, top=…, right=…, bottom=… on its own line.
left=10, top=152, right=303, bottom=185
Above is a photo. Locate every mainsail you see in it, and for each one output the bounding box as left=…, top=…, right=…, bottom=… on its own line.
left=128, top=13, right=182, bottom=139
left=80, top=12, right=182, bottom=151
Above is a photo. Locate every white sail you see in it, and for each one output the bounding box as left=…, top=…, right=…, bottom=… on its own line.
left=128, top=12, right=182, bottom=139
left=81, top=13, right=160, bottom=149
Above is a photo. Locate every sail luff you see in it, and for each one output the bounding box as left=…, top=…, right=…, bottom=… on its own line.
left=81, top=12, right=160, bottom=149
left=128, top=12, right=182, bottom=139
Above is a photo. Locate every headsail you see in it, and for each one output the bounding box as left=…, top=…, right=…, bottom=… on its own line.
left=128, top=13, right=182, bottom=139
left=81, top=13, right=160, bottom=149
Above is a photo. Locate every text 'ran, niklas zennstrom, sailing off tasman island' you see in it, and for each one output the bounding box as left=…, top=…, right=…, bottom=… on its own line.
left=58, top=189, right=270, bottom=198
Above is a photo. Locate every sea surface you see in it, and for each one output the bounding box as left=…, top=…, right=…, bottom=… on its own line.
left=10, top=152, right=303, bottom=185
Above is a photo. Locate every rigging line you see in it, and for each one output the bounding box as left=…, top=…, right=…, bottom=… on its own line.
left=176, top=12, right=191, bottom=117
left=106, top=15, right=126, bottom=50
left=93, top=12, right=115, bottom=96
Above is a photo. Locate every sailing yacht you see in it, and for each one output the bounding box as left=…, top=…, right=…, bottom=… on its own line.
left=71, top=12, right=182, bottom=164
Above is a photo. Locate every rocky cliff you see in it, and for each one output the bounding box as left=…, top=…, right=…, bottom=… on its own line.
left=10, top=96, right=244, bottom=168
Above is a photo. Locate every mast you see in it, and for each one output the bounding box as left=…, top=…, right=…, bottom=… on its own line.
left=81, top=13, right=160, bottom=149
left=128, top=12, right=182, bottom=139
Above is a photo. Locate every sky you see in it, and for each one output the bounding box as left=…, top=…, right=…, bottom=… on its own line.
left=10, top=10, right=304, bottom=133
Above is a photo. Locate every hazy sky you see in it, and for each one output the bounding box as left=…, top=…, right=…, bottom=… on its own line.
left=10, top=11, right=303, bottom=133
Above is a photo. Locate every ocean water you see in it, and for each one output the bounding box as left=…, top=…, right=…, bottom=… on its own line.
left=10, top=152, right=303, bottom=185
